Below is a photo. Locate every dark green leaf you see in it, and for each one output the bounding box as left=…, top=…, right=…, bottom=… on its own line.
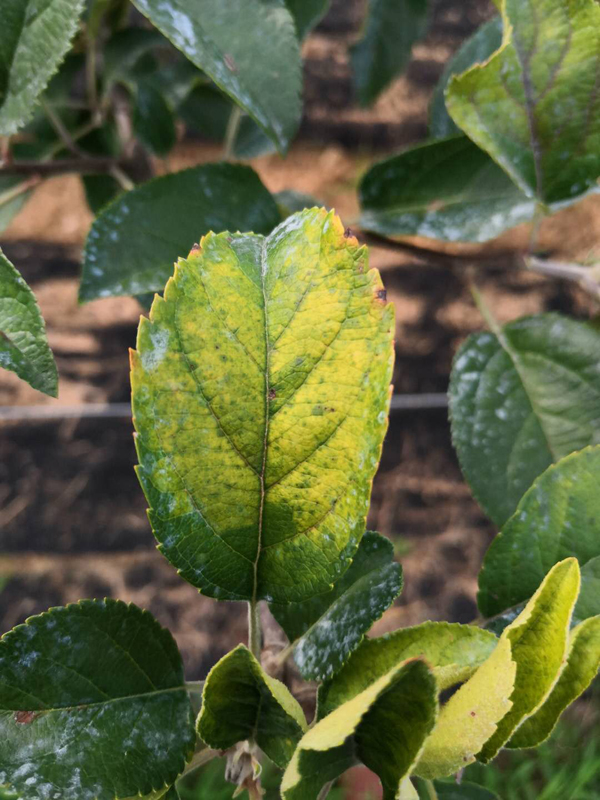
left=82, top=174, right=122, bottom=215
left=103, top=27, right=170, bottom=86
left=0, top=249, right=57, bottom=397
left=0, top=0, right=84, bottom=135
left=270, top=532, right=403, bottom=680
left=450, top=313, right=600, bottom=528
left=275, top=189, right=321, bottom=219
left=576, top=555, right=600, bottom=624
left=133, top=81, right=177, bottom=156
left=197, top=645, right=306, bottom=768
left=285, top=0, right=330, bottom=39
left=234, top=116, right=277, bottom=159
left=351, top=0, right=429, bottom=107
left=80, top=163, right=281, bottom=300
left=415, top=779, right=500, bottom=799
left=447, top=0, right=600, bottom=205
left=0, top=599, right=195, bottom=800
left=359, top=136, right=538, bottom=243
left=478, top=447, right=600, bottom=618
left=178, top=85, right=231, bottom=140
left=129, top=0, right=302, bottom=153
left=430, top=17, right=502, bottom=139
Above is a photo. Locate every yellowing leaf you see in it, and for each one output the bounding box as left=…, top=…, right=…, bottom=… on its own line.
left=282, top=658, right=437, bottom=800
left=131, top=208, right=395, bottom=603
left=508, top=615, right=600, bottom=748
left=197, top=645, right=306, bottom=768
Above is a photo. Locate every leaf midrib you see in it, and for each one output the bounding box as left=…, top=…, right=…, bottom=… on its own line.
left=0, top=684, right=187, bottom=715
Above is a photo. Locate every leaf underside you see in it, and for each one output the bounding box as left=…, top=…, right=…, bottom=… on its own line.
left=132, top=208, right=395, bottom=603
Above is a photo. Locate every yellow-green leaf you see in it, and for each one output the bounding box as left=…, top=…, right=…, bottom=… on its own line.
left=197, top=645, right=306, bottom=768
left=508, top=615, right=600, bottom=748
left=317, top=622, right=497, bottom=719
left=281, top=659, right=437, bottom=800
left=131, top=208, right=395, bottom=603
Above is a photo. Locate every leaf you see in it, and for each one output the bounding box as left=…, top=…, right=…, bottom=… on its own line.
left=399, top=779, right=419, bottom=800
left=281, top=659, right=437, bottom=800
left=359, top=136, right=539, bottom=244
left=508, top=615, right=600, bottom=748
left=129, top=0, right=302, bottom=153
left=275, top=190, right=322, bottom=219
left=285, top=0, right=330, bottom=39
left=351, top=0, right=429, bottom=107
left=270, top=531, right=403, bottom=681
left=478, top=447, right=600, bottom=618
left=430, top=17, right=503, bottom=139
left=317, top=622, right=497, bottom=719
left=133, top=80, right=177, bottom=157
left=478, top=558, right=580, bottom=763
left=0, top=177, right=34, bottom=234
left=415, top=559, right=579, bottom=776
left=450, top=314, right=600, bottom=529
left=103, top=27, right=170, bottom=86
left=575, top=555, right=600, bottom=624
left=80, top=163, right=281, bottom=301
left=197, top=645, right=306, bottom=768
left=131, top=208, right=395, bottom=603
left=0, top=599, right=195, bottom=800
left=0, top=0, right=84, bottom=135
left=446, top=0, right=600, bottom=205
left=0, top=249, right=57, bottom=397
left=418, top=781, right=501, bottom=799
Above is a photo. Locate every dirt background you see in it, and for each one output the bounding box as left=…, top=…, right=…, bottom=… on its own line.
left=1, top=0, right=599, bottom=683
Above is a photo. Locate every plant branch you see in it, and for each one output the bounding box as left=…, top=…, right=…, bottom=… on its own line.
left=468, top=278, right=503, bottom=338
left=223, top=106, right=243, bottom=160
left=0, top=176, right=41, bottom=209
left=0, top=156, right=124, bottom=176
left=424, top=779, right=439, bottom=800
left=41, top=98, right=85, bottom=158
left=526, top=256, right=600, bottom=300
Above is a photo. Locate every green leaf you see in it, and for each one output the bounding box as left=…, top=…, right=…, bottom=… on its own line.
left=129, top=0, right=302, bottom=153
left=0, top=599, right=195, bottom=800
left=281, top=659, right=437, bottom=800
left=351, top=0, right=429, bottom=107
left=270, top=531, right=403, bottom=681
left=197, top=644, right=306, bottom=768
left=478, top=447, right=600, bottom=618
left=0, top=0, right=84, bottom=135
left=575, top=555, right=600, bottom=624
left=103, top=27, right=169, bottom=86
left=133, top=81, right=177, bottom=157
left=450, top=314, right=600, bottom=529
left=359, top=136, right=539, bottom=244
left=80, top=163, right=281, bottom=301
left=285, top=0, right=330, bottom=38
left=430, top=17, right=503, bottom=139
left=82, top=174, right=122, bottom=215
left=0, top=249, right=57, bottom=397
left=446, top=0, right=600, bottom=204
left=275, top=190, right=322, bottom=219
left=417, top=781, right=500, bottom=799
left=508, top=615, right=600, bottom=748
left=131, top=208, right=395, bottom=603
left=0, top=177, right=33, bottom=234
left=318, top=622, right=497, bottom=719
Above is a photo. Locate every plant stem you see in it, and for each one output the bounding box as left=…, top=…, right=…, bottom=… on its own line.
left=317, top=780, right=335, bottom=800
left=180, top=747, right=220, bottom=777
left=0, top=176, right=41, bottom=210
left=424, top=779, right=439, bottom=800
left=41, top=98, right=84, bottom=157
left=468, top=278, right=503, bottom=338
left=185, top=680, right=205, bottom=693
left=110, top=164, right=135, bottom=191
left=248, top=600, right=262, bottom=660
left=223, top=106, right=243, bottom=161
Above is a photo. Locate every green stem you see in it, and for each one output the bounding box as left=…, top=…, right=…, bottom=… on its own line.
left=185, top=680, right=205, bottom=693
left=317, top=780, right=335, bottom=800
left=468, top=279, right=502, bottom=339
left=41, top=98, right=83, bottom=157
left=248, top=600, right=262, bottom=661
left=42, top=118, right=100, bottom=162
left=110, top=164, right=135, bottom=192
left=179, top=747, right=220, bottom=777
left=223, top=106, right=243, bottom=161
left=0, top=176, right=41, bottom=210
left=424, top=779, right=439, bottom=800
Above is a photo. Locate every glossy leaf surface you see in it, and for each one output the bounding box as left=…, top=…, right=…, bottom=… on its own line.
left=281, top=659, right=437, bottom=800
left=132, top=208, right=395, bottom=603
left=285, top=0, right=330, bottom=38
left=478, top=447, right=600, bottom=617
left=0, top=249, right=57, bottom=397
left=447, top=0, right=600, bottom=204
left=450, top=314, right=600, bottom=528
left=318, top=622, right=496, bottom=719
left=0, top=0, right=84, bottom=135
left=81, top=164, right=280, bottom=300
left=351, top=0, right=429, bottom=106
left=270, top=531, right=403, bottom=680
left=133, top=81, right=177, bottom=157
left=0, top=600, right=195, bottom=800
left=197, top=645, right=306, bottom=768
left=130, top=0, right=302, bottom=152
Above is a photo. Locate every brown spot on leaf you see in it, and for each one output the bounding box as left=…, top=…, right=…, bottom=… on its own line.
left=224, top=53, right=238, bottom=73
left=14, top=710, right=38, bottom=725
left=375, top=288, right=387, bottom=302
left=188, top=243, right=201, bottom=257
left=268, top=389, right=277, bottom=400
left=470, top=711, right=476, bottom=717
left=344, top=227, right=353, bottom=238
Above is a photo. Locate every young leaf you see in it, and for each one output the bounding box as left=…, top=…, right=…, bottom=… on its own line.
left=270, top=531, right=403, bottom=681
left=0, top=249, right=57, bottom=397
left=0, top=0, right=84, bottom=135
left=446, top=0, right=600, bottom=204
left=478, top=447, right=600, bottom=618
left=281, top=659, right=437, bottom=800
left=80, top=163, right=280, bottom=300
left=129, top=0, right=302, bottom=153
left=429, top=17, right=503, bottom=139
left=0, top=599, right=195, bottom=800
left=450, top=314, right=600, bottom=529
left=133, top=80, right=177, bottom=157
left=285, top=0, right=330, bottom=39
left=351, top=0, right=429, bottom=107
left=508, top=615, right=600, bottom=748
left=317, top=622, right=497, bottom=719
left=359, top=136, right=538, bottom=244
left=131, top=208, right=394, bottom=603
left=197, top=645, right=306, bottom=768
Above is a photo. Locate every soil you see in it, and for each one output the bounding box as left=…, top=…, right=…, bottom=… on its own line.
left=0, top=0, right=598, bottom=682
